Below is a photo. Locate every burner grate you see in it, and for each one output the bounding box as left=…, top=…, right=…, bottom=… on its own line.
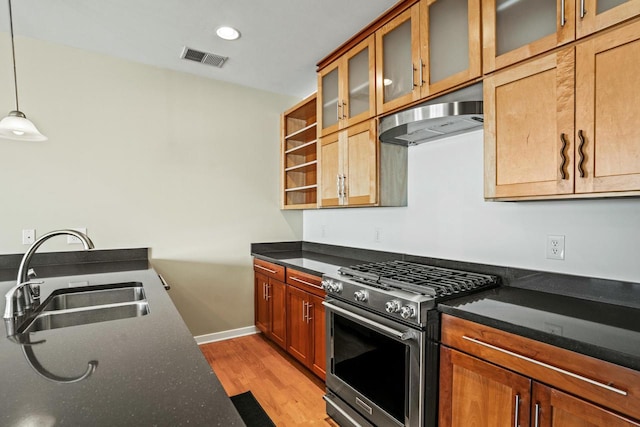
left=339, top=261, right=498, bottom=297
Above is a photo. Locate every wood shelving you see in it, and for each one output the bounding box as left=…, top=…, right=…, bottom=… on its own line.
left=281, top=93, right=318, bottom=209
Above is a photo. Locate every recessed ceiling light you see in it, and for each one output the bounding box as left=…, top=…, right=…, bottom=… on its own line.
left=216, top=26, right=240, bottom=41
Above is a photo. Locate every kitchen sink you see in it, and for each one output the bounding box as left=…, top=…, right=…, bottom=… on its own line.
left=17, top=282, right=150, bottom=333
left=41, top=282, right=146, bottom=311
left=21, top=301, right=150, bottom=333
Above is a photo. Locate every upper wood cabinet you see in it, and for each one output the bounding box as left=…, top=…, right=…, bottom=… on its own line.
left=318, top=36, right=376, bottom=137
left=578, top=0, right=640, bottom=38
left=319, top=119, right=378, bottom=207
left=375, top=0, right=482, bottom=114
left=484, top=48, right=575, bottom=199
left=281, top=94, right=318, bottom=209
left=485, top=20, right=640, bottom=200
left=574, top=19, right=640, bottom=194
left=482, top=0, right=640, bottom=74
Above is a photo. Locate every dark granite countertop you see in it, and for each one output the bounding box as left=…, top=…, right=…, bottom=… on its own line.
left=0, top=251, right=243, bottom=426
left=253, top=241, right=640, bottom=373
left=438, top=286, right=640, bottom=372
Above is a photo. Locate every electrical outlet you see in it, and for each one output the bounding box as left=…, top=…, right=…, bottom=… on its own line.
left=374, top=227, right=382, bottom=243
left=546, top=235, right=565, bottom=260
left=22, top=229, right=36, bottom=245
left=67, top=228, right=88, bottom=244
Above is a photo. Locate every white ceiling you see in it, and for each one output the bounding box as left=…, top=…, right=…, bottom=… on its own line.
left=0, top=0, right=397, bottom=98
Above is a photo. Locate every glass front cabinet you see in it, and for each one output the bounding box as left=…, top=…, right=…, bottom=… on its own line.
left=318, top=36, right=376, bottom=137
left=483, top=0, right=640, bottom=73
left=375, top=0, right=482, bottom=114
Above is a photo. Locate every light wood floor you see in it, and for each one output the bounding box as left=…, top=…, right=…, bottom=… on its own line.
left=200, top=333, right=337, bottom=426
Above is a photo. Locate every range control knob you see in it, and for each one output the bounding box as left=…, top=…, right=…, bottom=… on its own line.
left=400, top=305, right=416, bottom=319
left=385, top=300, right=401, bottom=313
left=353, top=290, right=368, bottom=302
left=322, top=280, right=343, bottom=294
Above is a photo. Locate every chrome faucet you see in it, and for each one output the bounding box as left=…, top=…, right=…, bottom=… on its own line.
left=4, top=229, right=95, bottom=320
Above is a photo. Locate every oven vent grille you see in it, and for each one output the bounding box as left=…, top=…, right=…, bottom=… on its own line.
left=180, top=46, right=228, bottom=68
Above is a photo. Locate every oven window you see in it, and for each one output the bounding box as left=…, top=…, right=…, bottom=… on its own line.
left=333, top=313, right=406, bottom=423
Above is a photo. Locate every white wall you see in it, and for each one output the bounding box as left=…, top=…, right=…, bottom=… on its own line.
left=0, top=35, right=302, bottom=335
left=304, top=130, right=640, bottom=283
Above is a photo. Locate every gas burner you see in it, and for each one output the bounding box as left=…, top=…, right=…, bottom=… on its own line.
left=338, top=261, right=498, bottom=298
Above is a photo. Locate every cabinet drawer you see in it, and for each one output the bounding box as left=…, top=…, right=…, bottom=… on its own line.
left=253, top=258, right=285, bottom=282
left=441, top=314, right=640, bottom=421
left=286, top=268, right=324, bottom=298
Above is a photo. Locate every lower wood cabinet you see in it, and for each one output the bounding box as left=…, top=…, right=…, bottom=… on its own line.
left=285, top=268, right=326, bottom=380
left=254, top=260, right=286, bottom=350
left=253, top=259, right=287, bottom=348
left=440, top=314, right=640, bottom=426
left=253, top=259, right=326, bottom=380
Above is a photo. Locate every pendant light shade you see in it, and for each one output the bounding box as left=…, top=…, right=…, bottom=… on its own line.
left=0, top=111, right=47, bottom=141
left=0, top=0, right=47, bottom=142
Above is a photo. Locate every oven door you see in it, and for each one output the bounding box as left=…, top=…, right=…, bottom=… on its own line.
left=324, top=298, right=424, bottom=427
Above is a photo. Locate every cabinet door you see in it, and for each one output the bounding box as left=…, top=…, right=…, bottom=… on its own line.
left=319, top=62, right=341, bottom=137
left=319, top=131, right=342, bottom=207
left=286, top=286, right=311, bottom=366
left=376, top=4, right=422, bottom=114
left=484, top=48, right=575, bottom=199
left=577, top=0, right=640, bottom=38
left=483, top=0, right=575, bottom=73
left=254, top=272, right=270, bottom=334
left=344, top=35, right=376, bottom=128
left=533, top=382, right=640, bottom=427
left=345, top=120, right=378, bottom=206
left=439, top=347, right=531, bottom=427
left=424, top=0, right=482, bottom=95
left=309, top=293, right=326, bottom=380
left=575, top=20, right=640, bottom=194
left=269, top=279, right=287, bottom=350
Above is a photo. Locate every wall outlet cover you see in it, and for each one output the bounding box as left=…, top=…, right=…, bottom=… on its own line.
left=546, top=235, right=565, bottom=260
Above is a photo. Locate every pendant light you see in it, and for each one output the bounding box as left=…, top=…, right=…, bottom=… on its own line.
left=0, top=0, right=47, bottom=141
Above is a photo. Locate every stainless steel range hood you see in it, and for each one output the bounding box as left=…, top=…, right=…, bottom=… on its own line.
left=379, top=83, right=483, bottom=146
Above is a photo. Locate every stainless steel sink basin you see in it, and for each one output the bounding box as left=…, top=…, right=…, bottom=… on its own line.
left=17, top=282, right=150, bottom=333
left=22, top=301, right=150, bottom=333
left=41, top=282, right=146, bottom=311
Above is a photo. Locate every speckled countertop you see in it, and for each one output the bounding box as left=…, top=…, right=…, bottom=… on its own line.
left=252, top=241, right=640, bottom=373
left=0, top=262, right=243, bottom=426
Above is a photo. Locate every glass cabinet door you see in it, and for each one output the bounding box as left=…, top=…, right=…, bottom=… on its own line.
left=319, top=65, right=340, bottom=136
left=426, top=0, right=481, bottom=95
left=577, top=0, right=640, bottom=37
left=345, top=35, right=375, bottom=128
left=376, top=4, right=421, bottom=114
left=483, top=0, right=575, bottom=73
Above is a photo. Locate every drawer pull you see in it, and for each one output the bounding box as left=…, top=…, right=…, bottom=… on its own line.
left=255, top=264, right=277, bottom=274
left=514, top=394, right=520, bottom=427
left=462, top=336, right=628, bottom=396
left=290, top=276, right=322, bottom=289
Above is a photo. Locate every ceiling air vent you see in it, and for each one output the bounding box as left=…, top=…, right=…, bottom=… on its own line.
left=180, top=46, right=228, bottom=68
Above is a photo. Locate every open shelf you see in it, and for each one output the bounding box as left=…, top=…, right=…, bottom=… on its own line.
left=281, top=93, right=318, bottom=209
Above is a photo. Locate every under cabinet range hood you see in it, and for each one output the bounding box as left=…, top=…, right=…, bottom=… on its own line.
left=379, top=83, right=483, bottom=146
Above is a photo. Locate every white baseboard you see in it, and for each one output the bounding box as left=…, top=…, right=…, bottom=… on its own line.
left=194, top=325, right=259, bottom=345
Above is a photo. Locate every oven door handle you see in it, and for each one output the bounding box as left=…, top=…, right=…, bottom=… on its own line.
left=323, top=301, right=417, bottom=341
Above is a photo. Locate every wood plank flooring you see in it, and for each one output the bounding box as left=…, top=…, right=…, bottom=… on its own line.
left=200, top=333, right=337, bottom=426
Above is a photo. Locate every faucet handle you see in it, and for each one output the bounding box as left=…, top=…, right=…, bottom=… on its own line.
left=27, top=268, right=37, bottom=280
left=31, top=283, right=41, bottom=299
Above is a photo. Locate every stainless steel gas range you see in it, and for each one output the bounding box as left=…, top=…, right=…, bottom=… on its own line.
left=321, top=260, right=498, bottom=427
